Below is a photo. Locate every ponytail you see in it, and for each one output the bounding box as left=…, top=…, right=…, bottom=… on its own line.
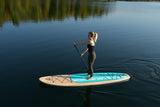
left=94, top=32, right=98, bottom=42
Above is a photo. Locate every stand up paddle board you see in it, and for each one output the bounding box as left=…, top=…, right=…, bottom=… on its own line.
left=39, top=72, right=130, bottom=87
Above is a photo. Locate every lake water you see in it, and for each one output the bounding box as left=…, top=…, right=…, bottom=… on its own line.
left=1, top=0, right=160, bottom=107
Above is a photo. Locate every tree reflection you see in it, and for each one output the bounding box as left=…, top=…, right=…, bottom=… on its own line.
left=0, top=0, right=116, bottom=27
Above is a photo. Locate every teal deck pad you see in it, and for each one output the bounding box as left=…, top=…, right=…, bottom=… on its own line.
left=71, top=73, right=127, bottom=83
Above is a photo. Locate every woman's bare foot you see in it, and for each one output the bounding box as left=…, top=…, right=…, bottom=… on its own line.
left=85, top=74, right=90, bottom=76
left=87, top=77, right=93, bottom=80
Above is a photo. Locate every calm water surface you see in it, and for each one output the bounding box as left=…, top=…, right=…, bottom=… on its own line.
left=1, top=0, right=160, bottom=107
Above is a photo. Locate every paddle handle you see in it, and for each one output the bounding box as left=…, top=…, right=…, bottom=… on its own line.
left=74, top=45, right=88, bottom=70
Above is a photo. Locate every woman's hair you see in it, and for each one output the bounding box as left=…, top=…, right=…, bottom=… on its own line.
left=89, top=32, right=98, bottom=42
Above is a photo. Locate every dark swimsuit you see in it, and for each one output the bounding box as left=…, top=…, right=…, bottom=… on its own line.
left=87, top=44, right=96, bottom=77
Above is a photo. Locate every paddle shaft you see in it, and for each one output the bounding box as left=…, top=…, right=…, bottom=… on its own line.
left=74, top=45, right=88, bottom=70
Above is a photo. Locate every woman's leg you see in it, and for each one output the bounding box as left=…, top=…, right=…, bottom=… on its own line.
left=88, top=53, right=96, bottom=77
left=88, top=61, right=94, bottom=77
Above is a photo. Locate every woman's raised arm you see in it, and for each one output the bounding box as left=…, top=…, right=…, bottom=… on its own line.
left=73, top=41, right=89, bottom=45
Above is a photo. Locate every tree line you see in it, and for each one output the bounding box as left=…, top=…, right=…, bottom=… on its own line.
left=1, top=0, right=158, bottom=27
left=0, top=0, right=117, bottom=27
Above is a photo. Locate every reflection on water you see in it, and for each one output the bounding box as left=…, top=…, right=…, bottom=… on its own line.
left=79, top=88, right=92, bottom=107
left=1, top=0, right=160, bottom=107
left=0, top=0, right=116, bottom=27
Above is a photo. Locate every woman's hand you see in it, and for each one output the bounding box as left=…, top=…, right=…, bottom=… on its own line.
left=80, top=53, right=84, bottom=57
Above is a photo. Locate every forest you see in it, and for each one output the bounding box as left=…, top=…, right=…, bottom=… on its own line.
left=0, top=0, right=118, bottom=27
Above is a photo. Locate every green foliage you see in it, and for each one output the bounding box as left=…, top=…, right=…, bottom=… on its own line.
left=1, top=0, right=156, bottom=27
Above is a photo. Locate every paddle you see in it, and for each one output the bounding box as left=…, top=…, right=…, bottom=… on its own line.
left=74, top=45, right=88, bottom=70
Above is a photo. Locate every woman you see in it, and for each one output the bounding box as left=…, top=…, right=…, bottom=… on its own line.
left=74, top=32, right=98, bottom=80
